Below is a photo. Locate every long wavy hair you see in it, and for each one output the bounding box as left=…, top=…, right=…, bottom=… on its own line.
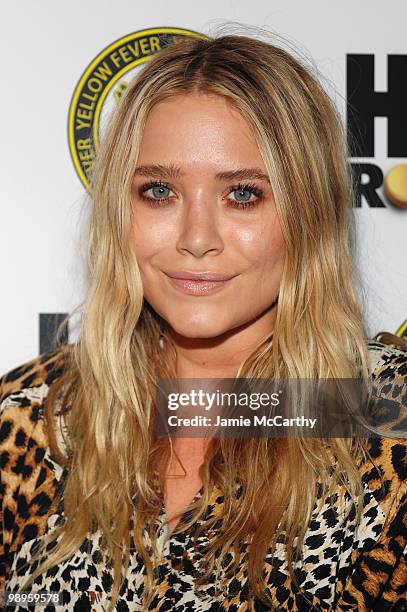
left=19, top=31, right=384, bottom=609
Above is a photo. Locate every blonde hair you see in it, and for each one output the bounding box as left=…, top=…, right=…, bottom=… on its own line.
left=20, top=31, right=379, bottom=609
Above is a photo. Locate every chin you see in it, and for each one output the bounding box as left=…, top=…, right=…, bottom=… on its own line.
left=167, top=313, right=231, bottom=340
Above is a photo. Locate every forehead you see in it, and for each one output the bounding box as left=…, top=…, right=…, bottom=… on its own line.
left=137, top=92, right=265, bottom=171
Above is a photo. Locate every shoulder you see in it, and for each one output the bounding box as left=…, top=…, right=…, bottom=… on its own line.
left=365, top=339, right=406, bottom=441
left=367, top=337, right=407, bottom=380
left=337, top=339, right=407, bottom=609
left=0, top=347, right=72, bottom=589
left=364, top=337, right=406, bottom=463
left=359, top=339, right=406, bottom=517
left=0, top=344, right=72, bottom=406
left=366, top=338, right=406, bottom=434
left=0, top=344, right=73, bottom=477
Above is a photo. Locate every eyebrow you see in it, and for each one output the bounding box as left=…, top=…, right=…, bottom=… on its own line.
left=133, top=163, right=271, bottom=184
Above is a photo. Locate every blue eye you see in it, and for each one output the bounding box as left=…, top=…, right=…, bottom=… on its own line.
left=227, top=183, right=264, bottom=209
left=230, top=188, right=257, bottom=202
left=139, top=181, right=174, bottom=203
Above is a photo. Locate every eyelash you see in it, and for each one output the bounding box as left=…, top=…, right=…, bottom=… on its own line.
left=138, top=180, right=264, bottom=210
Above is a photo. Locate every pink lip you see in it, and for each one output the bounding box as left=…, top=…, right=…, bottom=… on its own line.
left=164, top=270, right=235, bottom=281
left=163, top=270, right=235, bottom=296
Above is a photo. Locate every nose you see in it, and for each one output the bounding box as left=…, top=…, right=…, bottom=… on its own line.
left=176, top=195, right=224, bottom=258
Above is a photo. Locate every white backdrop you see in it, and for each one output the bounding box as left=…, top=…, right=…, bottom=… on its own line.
left=1, top=0, right=406, bottom=373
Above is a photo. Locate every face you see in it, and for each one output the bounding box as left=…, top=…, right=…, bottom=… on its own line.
left=130, top=92, right=285, bottom=340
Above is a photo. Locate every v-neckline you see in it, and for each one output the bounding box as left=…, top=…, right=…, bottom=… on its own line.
left=163, top=484, right=205, bottom=537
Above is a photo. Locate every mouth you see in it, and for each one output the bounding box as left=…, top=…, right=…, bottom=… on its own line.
left=163, top=270, right=236, bottom=296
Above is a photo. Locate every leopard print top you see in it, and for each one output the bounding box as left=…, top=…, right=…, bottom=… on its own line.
left=0, top=341, right=406, bottom=611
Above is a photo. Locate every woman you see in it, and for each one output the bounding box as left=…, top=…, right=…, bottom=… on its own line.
left=1, top=33, right=406, bottom=611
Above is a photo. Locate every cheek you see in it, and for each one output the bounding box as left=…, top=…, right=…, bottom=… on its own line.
left=231, top=220, right=285, bottom=268
left=263, top=223, right=286, bottom=265
left=130, top=214, right=172, bottom=261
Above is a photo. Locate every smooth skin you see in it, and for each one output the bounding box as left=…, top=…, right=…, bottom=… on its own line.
left=130, top=92, right=286, bottom=532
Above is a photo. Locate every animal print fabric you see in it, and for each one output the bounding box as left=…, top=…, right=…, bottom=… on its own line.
left=0, top=341, right=406, bottom=610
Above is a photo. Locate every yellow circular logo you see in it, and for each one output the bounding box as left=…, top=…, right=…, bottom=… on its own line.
left=68, top=27, right=208, bottom=192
